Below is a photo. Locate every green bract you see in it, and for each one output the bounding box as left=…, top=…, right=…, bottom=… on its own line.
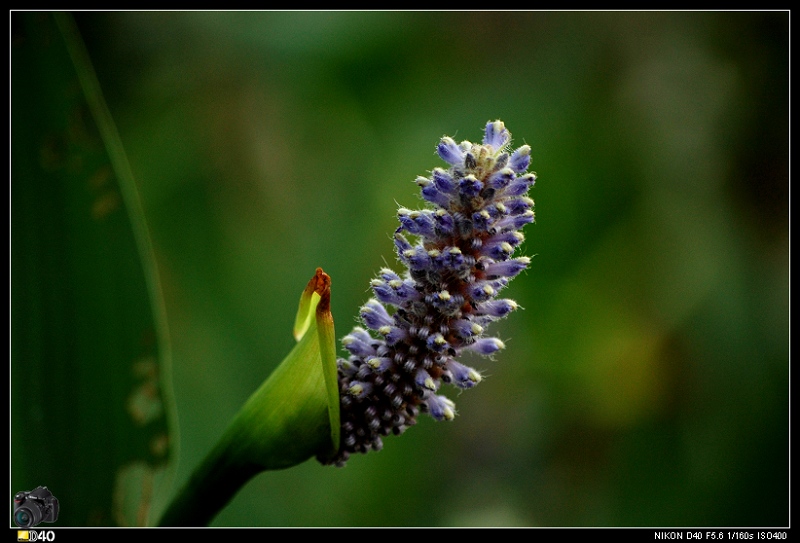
left=158, top=269, right=339, bottom=526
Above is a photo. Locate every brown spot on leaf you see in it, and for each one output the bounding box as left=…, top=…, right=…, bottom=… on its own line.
left=127, top=357, right=163, bottom=426
left=88, top=164, right=112, bottom=189
left=91, top=189, right=120, bottom=220
left=39, top=133, right=70, bottom=171
left=150, top=433, right=170, bottom=458
left=113, top=462, right=155, bottom=527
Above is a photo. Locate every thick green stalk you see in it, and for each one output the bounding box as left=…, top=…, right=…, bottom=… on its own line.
left=156, top=435, right=260, bottom=527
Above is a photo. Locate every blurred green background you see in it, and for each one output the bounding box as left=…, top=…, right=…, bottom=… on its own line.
left=15, top=11, right=788, bottom=527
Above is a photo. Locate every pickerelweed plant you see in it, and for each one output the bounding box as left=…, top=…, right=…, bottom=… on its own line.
left=158, top=120, right=536, bottom=526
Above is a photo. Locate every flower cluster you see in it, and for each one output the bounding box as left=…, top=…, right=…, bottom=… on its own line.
left=324, top=121, right=535, bottom=467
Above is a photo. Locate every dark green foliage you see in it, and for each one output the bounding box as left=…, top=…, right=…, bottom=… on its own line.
left=11, top=13, right=174, bottom=526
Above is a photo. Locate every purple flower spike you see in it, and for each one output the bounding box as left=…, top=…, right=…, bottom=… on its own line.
left=360, top=299, right=393, bottom=330
left=467, top=337, right=506, bottom=355
left=347, top=381, right=373, bottom=400
left=326, top=121, right=538, bottom=467
left=484, top=257, right=531, bottom=279
left=487, top=168, right=516, bottom=190
left=415, top=368, right=438, bottom=391
left=432, top=168, right=456, bottom=193
left=367, top=357, right=394, bottom=373
left=425, top=394, right=456, bottom=421
left=483, top=120, right=511, bottom=150
left=433, top=209, right=455, bottom=236
left=459, top=175, right=484, bottom=199
left=503, top=173, right=537, bottom=197
left=476, top=299, right=519, bottom=318
left=420, top=182, right=451, bottom=208
left=437, top=136, right=464, bottom=165
left=509, top=145, right=532, bottom=173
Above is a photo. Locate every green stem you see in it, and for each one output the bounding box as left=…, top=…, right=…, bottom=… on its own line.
left=157, top=438, right=260, bottom=527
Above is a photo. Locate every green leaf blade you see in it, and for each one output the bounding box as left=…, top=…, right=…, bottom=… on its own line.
left=11, top=12, right=175, bottom=527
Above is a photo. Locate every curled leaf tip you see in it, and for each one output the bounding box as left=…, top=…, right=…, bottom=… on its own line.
left=313, top=267, right=331, bottom=314
left=294, top=267, right=331, bottom=341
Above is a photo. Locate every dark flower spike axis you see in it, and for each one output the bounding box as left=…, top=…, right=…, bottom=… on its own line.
left=325, top=121, right=536, bottom=467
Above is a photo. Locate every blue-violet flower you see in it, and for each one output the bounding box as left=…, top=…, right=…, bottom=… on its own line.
left=324, top=120, right=536, bottom=467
